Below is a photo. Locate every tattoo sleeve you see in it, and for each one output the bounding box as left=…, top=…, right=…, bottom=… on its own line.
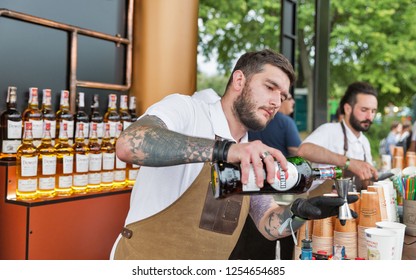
left=249, top=195, right=305, bottom=240
left=119, top=115, right=215, bottom=166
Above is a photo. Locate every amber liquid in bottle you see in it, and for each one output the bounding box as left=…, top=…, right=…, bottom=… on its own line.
left=72, top=123, right=89, bottom=194
left=0, top=86, right=22, bottom=160
left=119, top=94, right=132, bottom=130
left=87, top=123, right=102, bottom=193
left=54, top=123, right=74, bottom=196
left=113, top=123, right=127, bottom=189
left=22, top=87, right=43, bottom=147
left=211, top=156, right=343, bottom=198
left=75, top=92, right=90, bottom=143
left=16, top=122, right=39, bottom=200
left=37, top=122, right=57, bottom=198
left=41, top=88, right=56, bottom=141
left=103, top=93, right=120, bottom=140
left=56, top=90, right=74, bottom=144
left=100, top=123, right=115, bottom=191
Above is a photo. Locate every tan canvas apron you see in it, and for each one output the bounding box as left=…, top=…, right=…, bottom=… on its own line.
left=114, top=163, right=250, bottom=260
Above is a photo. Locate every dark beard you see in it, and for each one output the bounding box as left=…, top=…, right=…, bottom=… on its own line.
left=349, top=112, right=372, bottom=132
left=233, top=85, right=267, bottom=131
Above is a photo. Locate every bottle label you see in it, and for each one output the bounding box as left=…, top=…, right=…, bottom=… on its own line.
left=75, top=154, right=89, bottom=172
left=116, top=156, right=126, bottom=169
left=21, top=156, right=38, bottom=176
left=108, top=121, right=120, bottom=138
left=102, top=153, right=115, bottom=170
left=114, top=170, right=126, bottom=181
left=76, top=121, right=90, bottom=139
left=18, top=178, right=37, bottom=191
left=243, top=162, right=299, bottom=192
left=128, top=169, right=139, bottom=180
left=94, top=122, right=104, bottom=138
left=88, top=172, right=101, bottom=184
left=2, top=140, right=21, bottom=154
left=123, top=121, right=132, bottom=130
left=102, top=171, right=114, bottom=183
left=42, top=156, right=57, bottom=175
left=44, top=120, right=56, bottom=138
left=31, top=120, right=44, bottom=139
left=63, top=120, right=74, bottom=139
left=39, top=177, right=55, bottom=190
left=63, top=155, right=73, bottom=174
left=58, top=175, right=73, bottom=188
left=89, top=153, right=102, bottom=171
left=7, top=120, right=22, bottom=139
left=73, top=174, right=88, bottom=186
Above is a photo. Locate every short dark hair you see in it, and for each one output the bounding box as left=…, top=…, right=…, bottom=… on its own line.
left=225, top=49, right=296, bottom=91
left=339, top=81, right=378, bottom=114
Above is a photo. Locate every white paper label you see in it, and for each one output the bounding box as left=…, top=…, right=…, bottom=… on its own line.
left=73, top=174, right=88, bottom=186
left=128, top=169, right=139, bottom=180
left=42, top=156, right=57, bottom=175
left=21, top=156, right=38, bottom=176
left=63, top=120, right=75, bottom=138
left=114, top=170, right=126, bottom=181
left=123, top=121, right=131, bottom=130
left=31, top=120, right=44, bottom=139
left=102, top=152, right=115, bottom=170
left=39, top=177, right=55, bottom=190
left=63, top=155, right=73, bottom=174
left=116, top=156, right=126, bottom=169
left=18, top=178, right=37, bottom=191
left=89, top=153, right=102, bottom=171
left=44, top=120, right=57, bottom=138
left=101, top=171, right=114, bottom=183
left=108, top=121, right=120, bottom=138
left=88, top=172, right=101, bottom=185
left=2, top=140, right=21, bottom=153
left=7, top=120, right=22, bottom=139
left=75, top=154, right=89, bottom=172
left=58, top=175, right=73, bottom=188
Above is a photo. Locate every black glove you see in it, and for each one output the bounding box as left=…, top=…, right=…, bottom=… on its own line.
left=290, top=195, right=359, bottom=220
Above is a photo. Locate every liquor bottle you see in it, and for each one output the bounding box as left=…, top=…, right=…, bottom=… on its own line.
left=100, top=123, right=115, bottom=191
left=211, top=156, right=343, bottom=198
left=56, top=90, right=74, bottom=144
left=113, top=123, right=127, bottom=189
left=22, top=87, right=43, bottom=147
left=41, top=89, right=56, bottom=140
left=103, top=93, right=120, bottom=140
left=0, top=86, right=22, bottom=160
left=54, top=123, right=74, bottom=196
left=119, top=94, right=132, bottom=130
left=129, top=95, right=138, bottom=122
left=126, top=160, right=140, bottom=188
left=16, top=122, right=39, bottom=200
left=37, top=122, right=57, bottom=198
left=72, top=123, right=89, bottom=194
left=87, top=122, right=102, bottom=193
left=90, top=94, right=104, bottom=141
left=74, top=92, right=89, bottom=143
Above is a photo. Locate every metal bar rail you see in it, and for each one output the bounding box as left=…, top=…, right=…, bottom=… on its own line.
left=0, top=0, right=133, bottom=113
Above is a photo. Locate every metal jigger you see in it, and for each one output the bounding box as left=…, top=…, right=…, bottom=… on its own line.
left=334, top=178, right=353, bottom=226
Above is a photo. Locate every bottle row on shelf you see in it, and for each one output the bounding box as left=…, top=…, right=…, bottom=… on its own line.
left=0, top=86, right=138, bottom=160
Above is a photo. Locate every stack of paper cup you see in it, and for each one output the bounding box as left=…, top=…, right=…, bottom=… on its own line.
left=381, top=154, right=392, bottom=172
left=364, top=228, right=397, bottom=260
left=374, top=180, right=398, bottom=222
left=376, top=221, right=406, bottom=260
left=357, top=190, right=382, bottom=259
left=312, top=217, right=334, bottom=255
left=368, top=185, right=388, bottom=221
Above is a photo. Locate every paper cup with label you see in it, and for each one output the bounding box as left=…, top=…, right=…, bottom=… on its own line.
left=376, top=221, right=406, bottom=260
left=365, top=228, right=397, bottom=260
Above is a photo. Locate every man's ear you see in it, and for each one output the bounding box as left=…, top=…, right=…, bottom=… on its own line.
left=344, top=103, right=352, bottom=115
left=232, top=70, right=245, bottom=92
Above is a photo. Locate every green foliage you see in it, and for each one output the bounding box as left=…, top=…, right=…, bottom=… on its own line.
left=197, top=72, right=228, bottom=96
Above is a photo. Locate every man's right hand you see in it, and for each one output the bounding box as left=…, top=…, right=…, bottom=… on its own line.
left=348, top=158, right=378, bottom=181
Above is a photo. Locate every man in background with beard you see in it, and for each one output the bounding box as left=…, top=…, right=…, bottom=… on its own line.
left=298, top=81, right=379, bottom=192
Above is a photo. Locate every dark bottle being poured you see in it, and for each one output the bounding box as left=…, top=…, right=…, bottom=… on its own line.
left=211, top=156, right=342, bottom=198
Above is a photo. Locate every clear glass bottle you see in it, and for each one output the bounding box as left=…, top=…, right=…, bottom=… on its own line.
left=90, top=94, right=104, bottom=141
left=103, top=93, right=120, bottom=140
left=87, top=122, right=102, bottom=193
left=37, top=122, right=57, bottom=198
left=56, top=90, right=74, bottom=144
left=72, top=123, right=89, bottom=194
left=41, top=88, right=56, bottom=140
left=22, top=87, right=43, bottom=147
left=54, top=123, right=74, bottom=196
left=119, top=94, right=132, bottom=130
left=0, top=86, right=22, bottom=160
left=211, top=156, right=343, bottom=198
left=74, top=92, right=89, bottom=143
left=113, top=123, right=127, bottom=189
left=129, top=95, right=138, bottom=122
left=100, top=123, right=115, bottom=191
left=16, top=122, right=39, bottom=200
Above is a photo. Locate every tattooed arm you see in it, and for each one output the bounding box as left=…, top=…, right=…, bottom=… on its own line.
left=249, top=195, right=305, bottom=240
left=115, top=115, right=215, bottom=167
